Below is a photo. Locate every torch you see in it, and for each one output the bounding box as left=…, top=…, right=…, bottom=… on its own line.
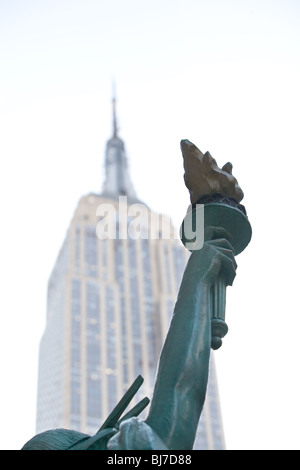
left=180, top=140, right=252, bottom=350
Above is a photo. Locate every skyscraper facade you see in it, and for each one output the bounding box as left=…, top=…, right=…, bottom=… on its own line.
left=36, top=98, right=225, bottom=450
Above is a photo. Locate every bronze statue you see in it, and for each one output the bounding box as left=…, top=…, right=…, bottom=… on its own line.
left=22, top=140, right=251, bottom=450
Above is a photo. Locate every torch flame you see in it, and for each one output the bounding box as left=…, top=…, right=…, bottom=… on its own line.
left=180, top=139, right=244, bottom=204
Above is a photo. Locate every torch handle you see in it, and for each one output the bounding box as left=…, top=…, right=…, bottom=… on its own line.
left=211, top=278, right=228, bottom=350
left=180, top=203, right=252, bottom=349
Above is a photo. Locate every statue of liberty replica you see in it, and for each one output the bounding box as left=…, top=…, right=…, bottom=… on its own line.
left=22, top=140, right=251, bottom=450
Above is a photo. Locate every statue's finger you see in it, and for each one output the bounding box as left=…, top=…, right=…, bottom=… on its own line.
left=204, top=226, right=232, bottom=243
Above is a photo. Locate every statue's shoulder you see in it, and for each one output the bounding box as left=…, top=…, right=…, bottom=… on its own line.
left=21, top=427, right=117, bottom=450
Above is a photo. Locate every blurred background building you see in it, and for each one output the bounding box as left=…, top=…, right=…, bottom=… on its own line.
left=35, top=96, right=225, bottom=450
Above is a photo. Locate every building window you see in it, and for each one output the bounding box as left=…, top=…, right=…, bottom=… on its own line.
left=173, top=244, right=187, bottom=290
left=115, top=234, right=128, bottom=384
left=163, top=244, right=172, bottom=293
left=141, top=239, right=156, bottom=380
left=85, top=226, right=98, bottom=277
left=86, top=281, right=101, bottom=420
left=128, top=238, right=142, bottom=379
left=75, top=225, right=81, bottom=269
left=106, top=285, right=116, bottom=371
left=71, top=279, right=81, bottom=424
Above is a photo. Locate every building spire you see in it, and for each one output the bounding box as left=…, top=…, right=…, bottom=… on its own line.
left=101, top=90, right=139, bottom=201
left=112, top=81, right=118, bottom=138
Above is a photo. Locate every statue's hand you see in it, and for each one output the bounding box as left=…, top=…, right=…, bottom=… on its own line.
left=183, top=227, right=237, bottom=288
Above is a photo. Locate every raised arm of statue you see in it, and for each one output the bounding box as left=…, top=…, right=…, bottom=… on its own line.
left=21, top=229, right=238, bottom=452
left=146, top=231, right=236, bottom=449
left=21, top=138, right=247, bottom=452
left=108, top=229, right=237, bottom=450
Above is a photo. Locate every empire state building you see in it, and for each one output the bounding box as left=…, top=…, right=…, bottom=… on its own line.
left=35, top=96, right=226, bottom=450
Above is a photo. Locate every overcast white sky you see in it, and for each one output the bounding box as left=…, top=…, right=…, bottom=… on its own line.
left=1, top=0, right=300, bottom=450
